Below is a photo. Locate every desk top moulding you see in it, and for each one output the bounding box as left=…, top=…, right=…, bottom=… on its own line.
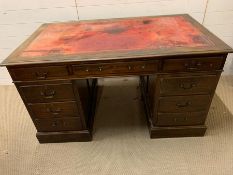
left=1, top=14, right=232, bottom=66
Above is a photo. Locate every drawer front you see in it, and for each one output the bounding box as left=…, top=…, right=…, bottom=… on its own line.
left=73, top=61, right=159, bottom=77
left=35, top=117, right=83, bottom=132
left=20, top=83, right=75, bottom=103
left=158, top=95, right=211, bottom=113
left=29, top=101, right=80, bottom=118
left=163, top=57, right=224, bottom=72
left=9, top=65, right=69, bottom=81
left=156, top=112, right=206, bottom=126
left=160, top=75, right=219, bottom=96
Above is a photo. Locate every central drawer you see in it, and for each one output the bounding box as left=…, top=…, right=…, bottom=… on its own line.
left=73, top=60, right=159, bottom=77
left=34, top=117, right=83, bottom=132
left=158, top=95, right=211, bottom=113
left=20, top=83, right=75, bottom=103
left=29, top=101, right=80, bottom=118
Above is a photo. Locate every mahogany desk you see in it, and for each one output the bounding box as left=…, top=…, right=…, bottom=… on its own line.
left=1, top=14, right=232, bottom=143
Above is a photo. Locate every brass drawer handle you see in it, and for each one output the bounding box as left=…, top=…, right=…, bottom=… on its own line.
left=141, top=65, right=145, bottom=69
left=85, top=68, right=89, bottom=72
left=128, top=65, right=132, bottom=70
left=40, top=90, right=56, bottom=99
left=179, top=83, right=197, bottom=90
left=184, top=62, right=202, bottom=70
left=47, top=107, right=61, bottom=115
left=176, top=101, right=191, bottom=108
left=35, top=72, right=48, bottom=80
left=173, top=117, right=188, bottom=122
left=186, top=67, right=198, bottom=70
left=98, top=66, right=103, bottom=71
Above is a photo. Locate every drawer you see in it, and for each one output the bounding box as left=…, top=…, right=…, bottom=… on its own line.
left=73, top=60, right=159, bottom=77
left=156, top=112, right=206, bottom=126
left=9, top=65, right=69, bottom=81
left=34, top=117, right=83, bottom=132
left=158, top=95, right=211, bottom=113
left=20, top=83, right=75, bottom=103
left=159, top=75, right=219, bottom=96
left=163, top=57, right=224, bottom=72
left=29, top=101, right=80, bottom=118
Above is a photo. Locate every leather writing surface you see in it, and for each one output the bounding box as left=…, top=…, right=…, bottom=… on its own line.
left=20, top=16, right=214, bottom=58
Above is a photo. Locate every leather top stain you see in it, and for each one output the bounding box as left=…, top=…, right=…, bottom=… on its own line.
left=20, top=16, right=214, bottom=57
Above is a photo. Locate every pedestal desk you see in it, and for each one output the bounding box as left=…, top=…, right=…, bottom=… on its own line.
left=1, top=14, right=232, bottom=143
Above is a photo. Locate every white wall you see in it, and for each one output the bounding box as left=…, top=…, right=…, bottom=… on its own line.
left=203, top=0, right=233, bottom=75
left=0, top=0, right=232, bottom=84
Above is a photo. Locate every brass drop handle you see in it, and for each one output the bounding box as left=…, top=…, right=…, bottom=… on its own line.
left=173, top=117, right=188, bottom=122
left=176, top=101, right=191, bottom=108
left=128, top=65, right=132, bottom=70
left=98, top=66, right=103, bottom=71
left=35, top=72, right=48, bottom=80
left=187, top=67, right=198, bottom=70
left=85, top=68, right=89, bottom=72
left=180, top=82, right=197, bottom=90
left=47, top=107, right=61, bottom=115
left=184, top=62, right=202, bottom=70
left=141, top=65, right=145, bottom=69
left=40, top=89, right=56, bottom=99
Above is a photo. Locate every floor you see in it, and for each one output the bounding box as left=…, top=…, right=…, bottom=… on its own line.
left=0, top=76, right=233, bottom=175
